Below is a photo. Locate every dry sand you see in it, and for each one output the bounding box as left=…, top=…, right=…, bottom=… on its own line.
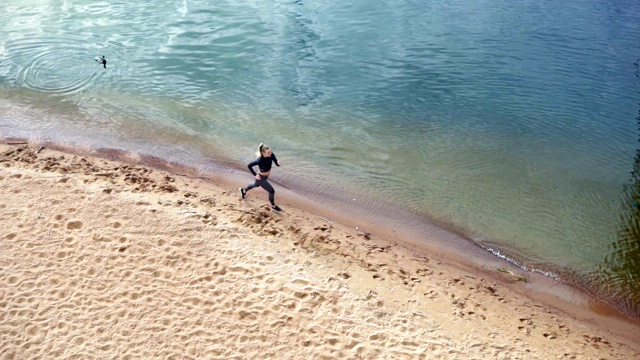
left=1, top=141, right=639, bottom=359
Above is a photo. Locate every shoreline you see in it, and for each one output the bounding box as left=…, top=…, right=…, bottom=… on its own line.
left=2, top=117, right=636, bottom=320
left=5, top=137, right=640, bottom=325
left=2, top=138, right=639, bottom=358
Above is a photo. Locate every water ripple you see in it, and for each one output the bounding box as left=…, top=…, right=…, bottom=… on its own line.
left=7, top=37, right=102, bottom=96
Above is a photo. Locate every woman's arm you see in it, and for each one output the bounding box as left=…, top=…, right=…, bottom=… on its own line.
left=247, top=159, right=259, bottom=175
left=272, top=153, right=281, bottom=167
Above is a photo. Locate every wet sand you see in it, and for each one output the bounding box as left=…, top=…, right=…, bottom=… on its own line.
left=1, top=140, right=639, bottom=359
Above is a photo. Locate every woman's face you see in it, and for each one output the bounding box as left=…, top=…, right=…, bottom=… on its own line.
left=263, top=149, right=272, bottom=157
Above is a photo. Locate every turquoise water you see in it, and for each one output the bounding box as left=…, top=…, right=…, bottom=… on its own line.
left=1, top=0, right=640, bottom=317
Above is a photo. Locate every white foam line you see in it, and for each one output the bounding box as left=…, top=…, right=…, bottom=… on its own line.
left=483, top=245, right=560, bottom=279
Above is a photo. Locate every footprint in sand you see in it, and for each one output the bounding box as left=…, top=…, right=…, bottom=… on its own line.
left=63, top=237, right=77, bottom=247
left=66, top=220, right=83, bottom=230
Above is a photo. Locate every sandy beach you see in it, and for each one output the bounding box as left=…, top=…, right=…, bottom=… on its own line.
left=1, top=140, right=639, bottom=359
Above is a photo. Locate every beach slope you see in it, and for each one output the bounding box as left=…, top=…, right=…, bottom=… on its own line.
left=1, top=143, right=639, bottom=359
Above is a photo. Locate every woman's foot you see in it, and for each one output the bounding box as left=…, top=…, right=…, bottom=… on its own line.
left=271, top=205, right=282, bottom=212
left=239, top=188, right=246, bottom=199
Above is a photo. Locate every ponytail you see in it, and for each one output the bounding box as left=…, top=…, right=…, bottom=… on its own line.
left=256, top=143, right=270, bottom=157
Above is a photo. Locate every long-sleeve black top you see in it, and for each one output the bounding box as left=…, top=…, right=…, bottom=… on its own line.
left=247, top=154, right=279, bottom=175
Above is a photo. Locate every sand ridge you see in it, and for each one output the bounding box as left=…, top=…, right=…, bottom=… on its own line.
left=1, top=143, right=639, bottom=359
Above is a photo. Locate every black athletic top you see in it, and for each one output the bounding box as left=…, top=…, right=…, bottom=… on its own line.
left=247, top=153, right=279, bottom=175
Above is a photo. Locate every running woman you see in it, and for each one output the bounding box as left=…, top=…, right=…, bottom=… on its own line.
left=240, top=143, right=282, bottom=211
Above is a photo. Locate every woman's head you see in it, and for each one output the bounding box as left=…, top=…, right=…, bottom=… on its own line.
left=258, top=143, right=271, bottom=157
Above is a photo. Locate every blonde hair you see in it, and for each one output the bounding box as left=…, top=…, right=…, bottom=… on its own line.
left=257, top=143, right=270, bottom=157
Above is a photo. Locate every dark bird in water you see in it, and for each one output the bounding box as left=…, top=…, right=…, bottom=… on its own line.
left=95, top=55, right=106, bottom=68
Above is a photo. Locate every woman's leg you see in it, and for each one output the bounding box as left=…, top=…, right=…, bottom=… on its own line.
left=244, top=180, right=260, bottom=192
left=242, top=176, right=277, bottom=208
left=240, top=180, right=260, bottom=199
left=258, top=178, right=276, bottom=206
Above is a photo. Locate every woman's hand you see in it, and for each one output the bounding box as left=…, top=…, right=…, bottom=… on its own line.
left=255, top=174, right=261, bottom=180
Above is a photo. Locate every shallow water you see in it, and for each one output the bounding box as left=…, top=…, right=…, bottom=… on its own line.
left=1, top=0, right=639, bottom=317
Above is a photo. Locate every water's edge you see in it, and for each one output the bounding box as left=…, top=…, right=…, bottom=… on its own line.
left=3, top=136, right=639, bottom=333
